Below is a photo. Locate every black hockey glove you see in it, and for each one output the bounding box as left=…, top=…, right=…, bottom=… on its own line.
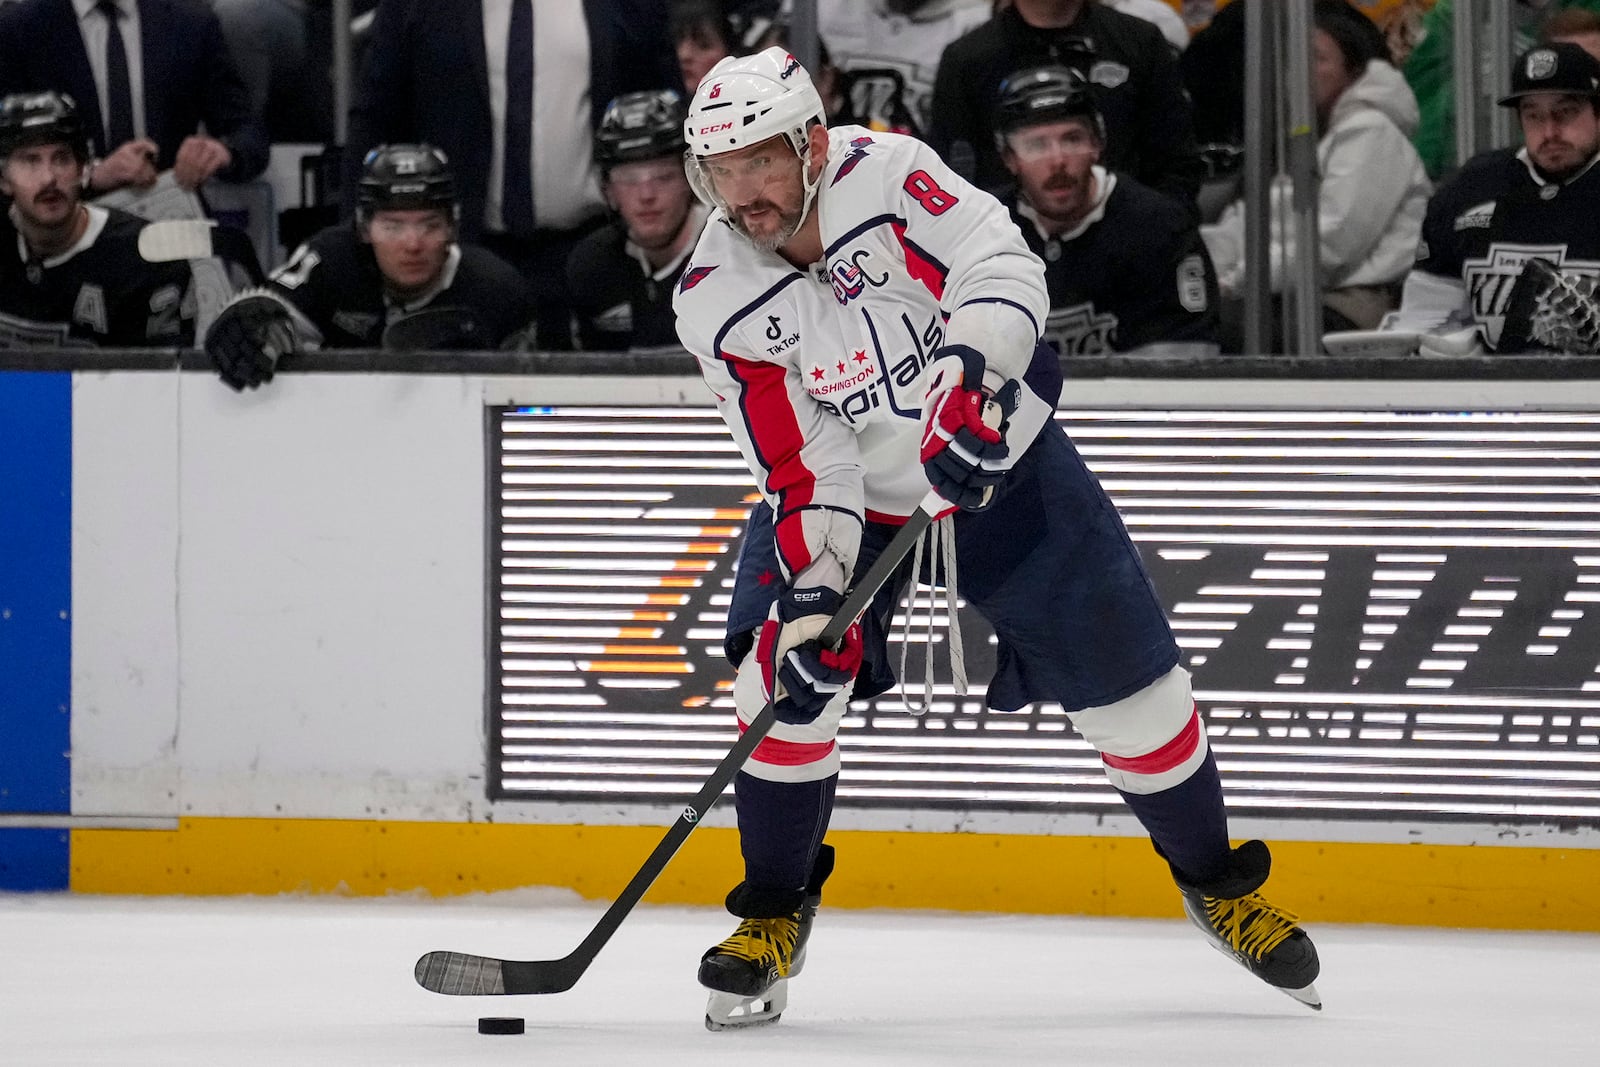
left=919, top=344, right=1021, bottom=511
left=755, top=586, right=864, bottom=725
left=205, top=291, right=297, bottom=391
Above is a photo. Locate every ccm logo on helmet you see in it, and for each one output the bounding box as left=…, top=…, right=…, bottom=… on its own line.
left=699, top=122, right=733, bottom=134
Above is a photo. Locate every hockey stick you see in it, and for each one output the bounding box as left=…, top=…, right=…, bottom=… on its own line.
left=381, top=306, right=488, bottom=352
left=414, top=486, right=950, bottom=996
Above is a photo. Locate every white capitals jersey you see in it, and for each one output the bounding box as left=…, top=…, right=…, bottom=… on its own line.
left=675, top=126, right=1048, bottom=586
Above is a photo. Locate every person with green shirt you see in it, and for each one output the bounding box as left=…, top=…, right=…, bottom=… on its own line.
left=1404, top=0, right=1600, bottom=177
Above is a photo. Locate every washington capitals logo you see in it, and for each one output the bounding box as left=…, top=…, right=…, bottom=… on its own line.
left=831, top=136, right=874, bottom=186
left=679, top=264, right=719, bottom=293
left=781, top=53, right=800, bottom=79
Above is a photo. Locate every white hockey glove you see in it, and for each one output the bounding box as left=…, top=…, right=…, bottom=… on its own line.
left=205, top=290, right=297, bottom=391
left=919, top=344, right=1020, bottom=511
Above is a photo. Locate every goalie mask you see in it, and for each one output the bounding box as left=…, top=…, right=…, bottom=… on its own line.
left=0, top=91, right=90, bottom=164
left=683, top=46, right=827, bottom=241
left=357, top=144, right=458, bottom=224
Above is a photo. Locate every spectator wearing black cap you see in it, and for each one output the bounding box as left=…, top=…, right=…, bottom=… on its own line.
left=566, top=90, right=707, bottom=351
left=994, top=65, right=1218, bottom=354
left=929, top=0, right=1204, bottom=214
left=1386, top=42, right=1600, bottom=352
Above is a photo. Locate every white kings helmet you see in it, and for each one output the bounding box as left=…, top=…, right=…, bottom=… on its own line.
left=683, top=46, right=828, bottom=227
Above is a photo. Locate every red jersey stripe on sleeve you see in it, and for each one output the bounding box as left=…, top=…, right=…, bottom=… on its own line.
left=720, top=351, right=818, bottom=575
left=891, top=220, right=948, bottom=301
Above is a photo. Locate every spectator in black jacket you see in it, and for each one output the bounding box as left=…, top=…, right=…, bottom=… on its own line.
left=929, top=0, right=1203, bottom=214
left=347, top=0, right=681, bottom=349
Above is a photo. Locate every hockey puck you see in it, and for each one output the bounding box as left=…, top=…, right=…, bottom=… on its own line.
left=477, top=1016, right=525, bottom=1035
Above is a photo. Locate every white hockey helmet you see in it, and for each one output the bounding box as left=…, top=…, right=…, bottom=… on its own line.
left=683, top=47, right=828, bottom=229
left=685, top=46, right=826, bottom=159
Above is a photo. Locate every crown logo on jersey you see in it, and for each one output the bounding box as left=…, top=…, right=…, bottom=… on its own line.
left=679, top=264, right=718, bottom=293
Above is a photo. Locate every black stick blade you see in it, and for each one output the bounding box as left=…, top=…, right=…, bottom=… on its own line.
left=414, top=951, right=507, bottom=995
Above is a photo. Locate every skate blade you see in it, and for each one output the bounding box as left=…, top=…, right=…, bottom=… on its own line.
left=1189, top=917, right=1323, bottom=1011
left=705, top=981, right=788, bottom=1031
left=1279, top=980, right=1322, bottom=1011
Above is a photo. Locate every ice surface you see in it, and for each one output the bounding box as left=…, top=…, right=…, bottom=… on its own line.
left=3, top=890, right=1596, bottom=1066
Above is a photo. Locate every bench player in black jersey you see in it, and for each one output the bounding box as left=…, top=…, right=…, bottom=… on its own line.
left=1388, top=42, right=1600, bottom=353
left=566, top=90, right=708, bottom=351
left=205, top=144, right=533, bottom=390
left=994, top=67, right=1220, bottom=357
left=0, top=91, right=194, bottom=349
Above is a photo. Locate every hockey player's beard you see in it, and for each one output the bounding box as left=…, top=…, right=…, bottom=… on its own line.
left=728, top=199, right=805, bottom=253
left=1033, top=168, right=1093, bottom=228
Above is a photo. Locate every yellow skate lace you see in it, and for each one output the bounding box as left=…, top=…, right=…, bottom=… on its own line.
left=1203, top=893, right=1301, bottom=960
left=709, top=916, right=801, bottom=977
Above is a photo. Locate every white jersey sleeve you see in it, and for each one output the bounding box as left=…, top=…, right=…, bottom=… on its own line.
left=676, top=266, right=865, bottom=596
left=879, top=134, right=1049, bottom=385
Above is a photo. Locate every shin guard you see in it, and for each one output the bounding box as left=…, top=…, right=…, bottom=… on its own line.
left=1069, top=667, right=1230, bottom=883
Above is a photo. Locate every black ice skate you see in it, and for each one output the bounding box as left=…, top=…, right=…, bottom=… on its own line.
left=700, top=845, right=833, bottom=1031
left=1174, top=839, right=1322, bottom=1010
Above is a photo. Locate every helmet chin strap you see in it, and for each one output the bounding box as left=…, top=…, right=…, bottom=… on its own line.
left=788, top=126, right=824, bottom=236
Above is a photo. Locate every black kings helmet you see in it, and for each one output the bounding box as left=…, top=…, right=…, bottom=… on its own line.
left=0, top=91, right=90, bottom=163
left=357, top=144, right=456, bottom=219
left=993, top=65, right=1104, bottom=144
left=595, top=89, right=687, bottom=170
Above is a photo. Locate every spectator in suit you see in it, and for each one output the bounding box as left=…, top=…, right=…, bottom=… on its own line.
left=347, top=0, right=682, bottom=350
left=212, top=0, right=379, bottom=145
left=930, top=0, right=1205, bottom=215
left=0, top=0, right=269, bottom=192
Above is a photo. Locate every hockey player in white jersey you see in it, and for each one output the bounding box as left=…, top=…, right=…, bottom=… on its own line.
left=674, top=47, right=1321, bottom=1031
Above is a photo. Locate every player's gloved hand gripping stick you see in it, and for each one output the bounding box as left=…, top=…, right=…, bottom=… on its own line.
left=414, top=484, right=956, bottom=997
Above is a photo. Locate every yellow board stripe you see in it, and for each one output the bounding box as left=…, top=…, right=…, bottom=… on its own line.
left=70, top=818, right=1600, bottom=932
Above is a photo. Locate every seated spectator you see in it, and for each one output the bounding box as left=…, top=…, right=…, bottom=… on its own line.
left=931, top=0, right=1205, bottom=214
left=1403, top=0, right=1600, bottom=180
left=817, top=0, right=991, bottom=137
left=0, top=0, right=268, bottom=192
left=0, top=91, right=194, bottom=347
left=205, top=145, right=533, bottom=390
left=673, top=0, right=735, bottom=95
left=1386, top=42, right=1600, bottom=353
left=1203, top=0, right=1429, bottom=347
left=567, top=90, right=707, bottom=351
left=995, top=66, right=1219, bottom=354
